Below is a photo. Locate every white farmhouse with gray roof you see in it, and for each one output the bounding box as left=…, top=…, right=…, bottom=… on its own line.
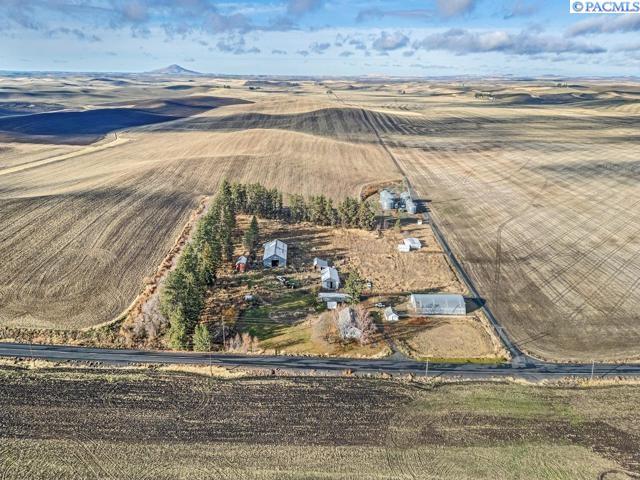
left=262, top=239, right=287, bottom=268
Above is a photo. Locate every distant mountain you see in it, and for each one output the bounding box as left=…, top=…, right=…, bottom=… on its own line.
left=147, top=64, right=201, bottom=75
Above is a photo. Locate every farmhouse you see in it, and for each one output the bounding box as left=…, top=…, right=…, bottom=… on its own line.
left=384, top=307, right=399, bottom=322
left=235, top=256, right=249, bottom=273
left=263, top=239, right=287, bottom=268
left=337, top=307, right=362, bottom=340
left=410, top=294, right=466, bottom=316
left=313, top=257, right=329, bottom=270
left=321, top=267, right=340, bottom=290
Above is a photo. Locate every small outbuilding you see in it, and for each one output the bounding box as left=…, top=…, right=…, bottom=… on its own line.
left=410, top=293, right=466, bottom=316
left=321, top=267, right=340, bottom=290
left=235, top=256, right=249, bottom=273
left=263, top=239, right=287, bottom=268
left=404, top=238, right=422, bottom=250
left=327, top=301, right=338, bottom=310
left=313, top=258, right=329, bottom=270
left=398, top=243, right=411, bottom=253
left=384, top=307, right=399, bottom=322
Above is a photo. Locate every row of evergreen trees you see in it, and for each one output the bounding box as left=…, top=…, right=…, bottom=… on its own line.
left=227, top=182, right=377, bottom=230
left=160, top=188, right=240, bottom=350
left=160, top=180, right=378, bottom=351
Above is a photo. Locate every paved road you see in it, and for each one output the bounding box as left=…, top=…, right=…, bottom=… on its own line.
left=2, top=342, right=640, bottom=380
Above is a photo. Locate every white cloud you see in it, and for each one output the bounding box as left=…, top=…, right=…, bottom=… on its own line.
left=372, top=31, right=409, bottom=51
left=566, top=14, right=640, bottom=36
left=413, top=28, right=607, bottom=55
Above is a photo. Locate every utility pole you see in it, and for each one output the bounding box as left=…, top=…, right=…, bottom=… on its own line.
left=590, top=360, right=595, bottom=381
left=425, top=359, right=429, bottom=378
left=222, top=318, right=226, bottom=350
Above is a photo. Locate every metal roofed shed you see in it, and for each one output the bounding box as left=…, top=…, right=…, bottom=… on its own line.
left=313, top=258, right=329, bottom=270
left=318, top=292, right=351, bottom=303
left=404, top=238, right=422, bottom=250
left=405, top=198, right=417, bottom=214
left=321, top=267, right=340, bottom=290
left=263, top=239, right=287, bottom=268
left=398, top=243, right=410, bottom=253
left=235, top=255, right=249, bottom=272
left=410, top=294, right=466, bottom=316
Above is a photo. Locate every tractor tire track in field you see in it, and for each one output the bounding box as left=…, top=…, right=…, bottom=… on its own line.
left=0, top=133, right=129, bottom=178
left=343, top=95, right=522, bottom=361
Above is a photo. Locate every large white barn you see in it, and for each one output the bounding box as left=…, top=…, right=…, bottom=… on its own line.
left=410, top=294, right=466, bottom=316
left=263, top=239, right=287, bottom=268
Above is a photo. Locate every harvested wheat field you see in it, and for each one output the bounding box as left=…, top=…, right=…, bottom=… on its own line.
left=1, top=76, right=639, bottom=364
left=1, top=365, right=639, bottom=479
left=0, top=77, right=398, bottom=330
left=327, top=81, right=640, bottom=362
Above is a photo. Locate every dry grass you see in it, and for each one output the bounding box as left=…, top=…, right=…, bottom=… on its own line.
left=396, top=315, right=503, bottom=360
left=229, top=217, right=497, bottom=360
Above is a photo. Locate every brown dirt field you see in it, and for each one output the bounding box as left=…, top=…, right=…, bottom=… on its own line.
left=1, top=366, right=639, bottom=478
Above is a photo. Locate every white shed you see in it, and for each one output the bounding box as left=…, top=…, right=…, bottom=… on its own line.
left=384, top=307, right=399, bottom=322
left=313, top=257, right=329, bottom=270
left=263, top=239, right=287, bottom=268
left=321, top=267, right=340, bottom=290
left=410, top=294, right=466, bottom=316
left=404, top=238, right=422, bottom=250
left=398, top=243, right=410, bottom=253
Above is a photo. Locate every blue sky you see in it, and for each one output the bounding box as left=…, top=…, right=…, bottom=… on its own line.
left=1, top=0, right=639, bottom=76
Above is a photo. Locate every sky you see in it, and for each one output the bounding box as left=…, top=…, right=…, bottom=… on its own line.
left=1, top=0, right=639, bottom=76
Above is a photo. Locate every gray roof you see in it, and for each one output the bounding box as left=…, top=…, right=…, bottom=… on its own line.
left=314, top=258, right=329, bottom=268
left=263, top=239, right=287, bottom=260
left=321, top=267, right=340, bottom=283
left=318, top=292, right=351, bottom=301
left=236, top=256, right=248, bottom=264
left=410, top=294, right=466, bottom=315
left=404, top=237, right=422, bottom=249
